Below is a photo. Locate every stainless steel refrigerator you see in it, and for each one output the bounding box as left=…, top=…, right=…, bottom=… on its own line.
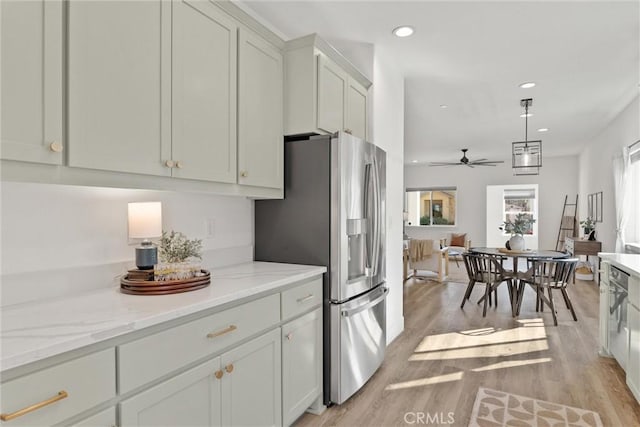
left=255, top=132, right=387, bottom=405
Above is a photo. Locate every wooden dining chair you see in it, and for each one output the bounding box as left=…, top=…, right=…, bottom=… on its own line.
left=521, top=257, right=579, bottom=326
left=461, top=253, right=512, bottom=317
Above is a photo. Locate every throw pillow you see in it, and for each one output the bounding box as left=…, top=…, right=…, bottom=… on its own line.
left=450, top=233, right=466, bottom=247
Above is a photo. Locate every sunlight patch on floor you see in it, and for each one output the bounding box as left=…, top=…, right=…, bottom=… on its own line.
left=471, top=357, right=552, bottom=372
left=411, top=318, right=548, bottom=360
left=385, top=372, right=464, bottom=391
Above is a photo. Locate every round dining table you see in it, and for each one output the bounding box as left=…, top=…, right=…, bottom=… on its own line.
left=468, top=247, right=570, bottom=316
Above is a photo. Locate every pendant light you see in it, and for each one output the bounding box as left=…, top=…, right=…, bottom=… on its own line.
left=512, top=98, right=542, bottom=175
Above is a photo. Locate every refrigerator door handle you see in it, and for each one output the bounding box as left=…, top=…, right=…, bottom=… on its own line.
left=341, top=287, right=389, bottom=317
left=363, top=163, right=373, bottom=275
left=371, top=155, right=382, bottom=276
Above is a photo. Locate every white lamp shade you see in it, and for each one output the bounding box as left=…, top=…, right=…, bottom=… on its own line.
left=128, top=202, right=162, bottom=239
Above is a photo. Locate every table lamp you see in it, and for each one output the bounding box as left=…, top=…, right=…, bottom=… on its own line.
left=128, top=202, right=162, bottom=270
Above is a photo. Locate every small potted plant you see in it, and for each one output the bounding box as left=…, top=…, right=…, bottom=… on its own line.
left=155, top=230, right=203, bottom=281
left=580, top=217, right=596, bottom=240
left=499, top=213, right=536, bottom=251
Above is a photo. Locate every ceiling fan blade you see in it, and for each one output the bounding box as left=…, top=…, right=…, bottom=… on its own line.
left=473, top=158, right=488, bottom=162
left=470, top=160, right=505, bottom=165
left=472, top=163, right=499, bottom=166
left=428, top=162, right=463, bottom=166
left=466, top=164, right=475, bottom=168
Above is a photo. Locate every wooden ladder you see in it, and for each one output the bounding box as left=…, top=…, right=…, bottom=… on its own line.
left=555, top=194, right=578, bottom=251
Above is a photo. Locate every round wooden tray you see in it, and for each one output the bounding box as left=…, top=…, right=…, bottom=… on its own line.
left=120, top=270, right=210, bottom=295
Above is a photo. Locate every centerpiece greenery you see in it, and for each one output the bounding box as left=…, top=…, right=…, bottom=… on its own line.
left=499, top=213, right=536, bottom=236
left=159, top=230, right=203, bottom=263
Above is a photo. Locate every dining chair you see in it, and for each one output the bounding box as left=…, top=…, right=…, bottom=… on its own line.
left=521, top=257, right=579, bottom=326
left=461, top=253, right=512, bottom=317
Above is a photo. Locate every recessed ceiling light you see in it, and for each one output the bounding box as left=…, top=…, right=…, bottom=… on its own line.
left=537, top=128, right=549, bottom=132
left=520, top=113, right=533, bottom=118
left=392, top=26, right=414, bottom=37
left=412, top=160, right=418, bottom=163
left=439, top=104, right=448, bottom=109
left=519, top=82, right=536, bottom=89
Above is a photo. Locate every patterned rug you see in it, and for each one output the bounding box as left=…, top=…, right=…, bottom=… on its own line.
left=469, top=387, right=603, bottom=427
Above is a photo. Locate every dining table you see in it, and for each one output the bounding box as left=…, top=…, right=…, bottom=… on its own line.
left=468, top=247, right=570, bottom=317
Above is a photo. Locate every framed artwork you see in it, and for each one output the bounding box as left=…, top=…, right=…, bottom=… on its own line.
left=588, top=194, right=594, bottom=220
left=596, top=191, right=603, bottom=222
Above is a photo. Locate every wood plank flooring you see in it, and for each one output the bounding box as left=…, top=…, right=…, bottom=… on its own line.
left=295, top=264, right=640, bottom=427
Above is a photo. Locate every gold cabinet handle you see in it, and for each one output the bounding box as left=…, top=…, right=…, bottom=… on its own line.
left=49, top=141, right=63, bottom=153
left=175, top=161, right=183, bottom=169
left=0, top=390, right=68, bottom=421
left=164, top=160, right=175, bottom=168
left=214, top=370, right=224, bottom=379
left=286, top=333, right=293, bottom=341
left=296, top=294, right=314, bottom=304
left=207, top=324, right=237, bottom=339
left=225, top=364, right=234, bottom=373
left=240, top=171, right=248, bottom=178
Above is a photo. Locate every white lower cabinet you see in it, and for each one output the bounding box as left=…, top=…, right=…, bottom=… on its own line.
left=282, top=309, right=322, bottom=426
left=71, top=406, right=116, bottom=427
left=599, top=274, right=610, bottom=354
left=221, top=328, right=282, bottom=427
left=628, top=302, right=640, bottom=401
left=120, top=358, right=221, bottom=427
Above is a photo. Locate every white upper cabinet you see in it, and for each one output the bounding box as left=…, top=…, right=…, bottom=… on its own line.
left=317, top=55, right=347, bottom=134
left=238, top=29, right=284, bottom=189
left=346, top=78, right=368, bottom=140
left=67, top=0, right=171, bottom=176
left=172, top=0, right=237, bottom=183
left=284, top=34, right=371, bottom=140
left=1, top=0, right=63, bottom=164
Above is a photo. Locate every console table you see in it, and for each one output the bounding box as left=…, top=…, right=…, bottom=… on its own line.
left=565, top=237, right=602, bottom=282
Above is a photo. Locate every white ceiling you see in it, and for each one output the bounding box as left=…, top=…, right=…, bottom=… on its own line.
left=241, top=1, right=639, bottom=164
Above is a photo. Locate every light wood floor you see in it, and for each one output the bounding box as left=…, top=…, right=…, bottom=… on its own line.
left=296, top=264, right=640, bottom=427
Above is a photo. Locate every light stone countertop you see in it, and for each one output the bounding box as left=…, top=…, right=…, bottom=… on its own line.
left=0, top=262, right=326, bottom=373
left=599, top=253, right=640, bottom=277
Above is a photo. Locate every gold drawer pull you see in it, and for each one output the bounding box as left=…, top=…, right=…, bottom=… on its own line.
left=0, top=390, right=68, bottom=421
left=207, top=324, right=237, bottom=339
left=296, top=294, right=314, bottom=304
left=225, top=364, right=234, bottom=373
left=214, top=370, right=224, bottom=379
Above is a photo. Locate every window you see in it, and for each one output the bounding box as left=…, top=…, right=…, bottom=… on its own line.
left=629, top=142, right=640, bottom=247
left=503, top=188, right=536, bottom=235
left=406, top=187, right=457, bottom=226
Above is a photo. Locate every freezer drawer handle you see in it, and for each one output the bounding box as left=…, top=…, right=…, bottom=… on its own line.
left=341, top=287, right=389, bottom=317
left=0, top=391, right=68, bottom=421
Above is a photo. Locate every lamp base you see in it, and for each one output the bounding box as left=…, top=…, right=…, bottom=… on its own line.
left=135, top=243, right=157, bottom=270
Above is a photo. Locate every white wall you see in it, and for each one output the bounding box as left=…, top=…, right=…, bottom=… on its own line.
left=578, top=95, right=640, bottom=252
left=405, top=155, right=579, bottom=250
left=0, top=182, right=253, bottom=305
left=370, top=46, right=405, bottom=345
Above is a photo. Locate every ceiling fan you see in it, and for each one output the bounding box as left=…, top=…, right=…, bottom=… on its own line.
left=428, top=149, right=504, bottom=168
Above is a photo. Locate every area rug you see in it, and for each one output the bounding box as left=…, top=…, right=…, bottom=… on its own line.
left=469, top=387, right=603, bottom=427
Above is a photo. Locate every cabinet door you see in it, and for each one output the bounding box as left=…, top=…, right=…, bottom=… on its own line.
left=238, top=29, right=283, bottom=189
left=346, top=78, right=368, bottom=140
left=316, top=55, right=347, bottom=134
left=120, top=357, right=222, bottom=427
left=628, top=304, right=640, bottom=401
left=172, top=0, right=237, bottom=183
left=282, top=309, right=322, bottom=426
left=599, top=277, right=609, bottom=354
left=68, top=0, right=171, bottom=176
left=1, top=0, right=63, bottom=164
left=71, top=406, right=116, bottom=427
left=220, top=329, right=281, bottom=427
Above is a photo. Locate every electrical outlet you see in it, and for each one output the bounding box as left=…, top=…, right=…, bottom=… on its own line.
left=204, top=218, right=215, bottom=238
